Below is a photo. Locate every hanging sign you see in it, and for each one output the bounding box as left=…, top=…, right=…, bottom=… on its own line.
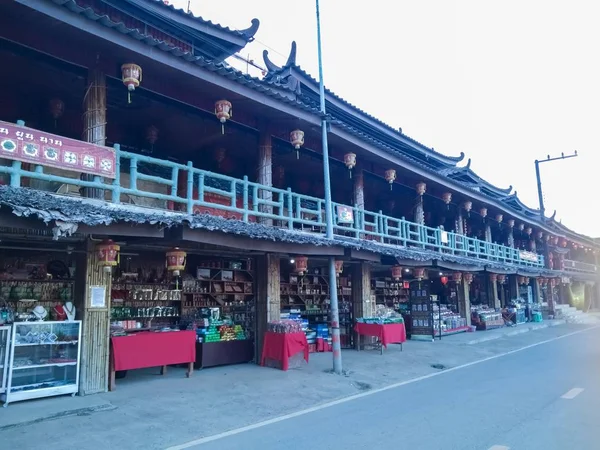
left=336, top=205, right=354, bottom=224
left=0, top=120, right=116, bottom=179
left=519, top=250, right=539, bottom=263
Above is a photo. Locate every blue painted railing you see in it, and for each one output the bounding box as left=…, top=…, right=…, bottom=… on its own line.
left=563, top=259, right=598, bottom=275
left=0, top=133, right=545, bottom=269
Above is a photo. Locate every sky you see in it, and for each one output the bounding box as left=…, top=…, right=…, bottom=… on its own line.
left=172, top=0, right=599, bottom=238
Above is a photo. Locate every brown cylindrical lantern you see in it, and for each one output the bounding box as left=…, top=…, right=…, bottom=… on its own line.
left=452, top=272, right=462, bottom=283
left=96, top=239, right=120, bottom=273
left=414, top=267, right=425, bottom=280
left=384, top=169, right=396, bottom=190
left=416, top=182, right=426, bottom=196
left=480, top=207, right=488, bottom=218
left=121, top=63, right=142, bottom=103
left=295, top=256, right=308, bottom=275
left=215, top=100, right=233, bottom=134
left=290, top=129, right=304, bottom=159
left=442, top=192, right=452, bottom=209
left=463, top=273, right=474, bottom=284
left=344, top=153, right=356, bottom=178
left=166, top=248, right=187, bottom=276
left=497, top=274, right=506, bottom=284
left=334, top=260, right=344, bottom=276
left=391, top=265, right=403, bottom=280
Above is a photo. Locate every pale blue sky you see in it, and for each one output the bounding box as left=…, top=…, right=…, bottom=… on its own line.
left=173, top=0, right=599, bottom=238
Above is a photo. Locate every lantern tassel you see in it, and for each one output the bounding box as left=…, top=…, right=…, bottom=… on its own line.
left=296, top=150, right=299, bottom=159
left=221, top=124, right=225, bottom=135
left=349, top=170, right=352, bottom=179
left=128, top=92, right=131, bottom=104
left=389, top=184, right=392, bottom=191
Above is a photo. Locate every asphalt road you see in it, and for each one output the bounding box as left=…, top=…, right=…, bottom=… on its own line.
left=172, top=327, right=600, bottom=450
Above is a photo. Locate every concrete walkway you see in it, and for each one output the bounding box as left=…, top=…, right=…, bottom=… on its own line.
left=0, top=320, right=596, bottom=450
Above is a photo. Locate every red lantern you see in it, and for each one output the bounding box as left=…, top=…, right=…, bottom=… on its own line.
left=344, top=153, right=356, bottom=178
left=416, top=182, right=426, bottom=196
left=121, top=63, right=142, bottom=103
left=452, top=272, right=462, bottom=283
left=391, top=265, right=403, bottom=280
left=440, top=276, right=448, bottom=286
left=215, top=100, right=232, bottom=134
left=295, top=256, right=308, bottom=275
left=539, top=277, right=547, bottom=286
left=559, top=237, right=567, bottom=248
left=334, top=260, right=344, bottom=276
left=507, top=219, right=515, bottom=228
left=290, top=129, right=305, bottom=159
left=463, top=273, right=473, bottom=284
left=463, top=201, right=472, bottom=214
left=550, top=278, right=557, bottom=287
left=518, top=223, right=525, bottom=231
left=536, top=231, right=543, bottom=240
left=442, top=192, right=452, bottom=209
left=496, top=214, right=503, bottom=224
left=414, top=267, right=425, bottom=280
left=96, top=239, right=120, bottom=273
left=489, top=273, right=497, bottom=283
left=525, top=227, right=532, bottom=236
left=518, top=276, right=526, bottom=285
left=49, top=98, right=65, bottom=121
left=480, top=207, right=488, bottom=218
left=497, top=274, right=506, bottom=284
left=384, top=169, right=396, bottom=190
left=166, top=248, right=187, bottom=276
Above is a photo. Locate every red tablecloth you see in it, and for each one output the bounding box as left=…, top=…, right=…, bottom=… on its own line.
left=111, top=331, right=196, bottom=371
left=260, top=331, right=309, bottom=371
left=354, top=323, right=407, bottom=348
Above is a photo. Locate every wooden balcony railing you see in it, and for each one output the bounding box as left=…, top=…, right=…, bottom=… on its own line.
left=563, top=259, right=598, bottom=275
left=0, top=120, right=545, bottom=269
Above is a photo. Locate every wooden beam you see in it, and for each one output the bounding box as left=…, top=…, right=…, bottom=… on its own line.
left=349, top=249, right=380, bottom=263
left=180, top=228, right=345, bottom=256
left=77, top=223, right=164, bottom=238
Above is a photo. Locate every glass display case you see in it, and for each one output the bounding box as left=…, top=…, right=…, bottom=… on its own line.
left=0, top=326, right=10, bottom=395
left=1, top=321, right=81, bottom=406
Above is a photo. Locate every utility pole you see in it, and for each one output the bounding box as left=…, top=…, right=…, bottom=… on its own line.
left=315, top=0, right=342, bottom=374
left=534, top=151, right=578, bottom=220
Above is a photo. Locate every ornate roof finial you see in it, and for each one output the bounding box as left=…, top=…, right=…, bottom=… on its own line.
left=263, top=41, right=298, bottom=75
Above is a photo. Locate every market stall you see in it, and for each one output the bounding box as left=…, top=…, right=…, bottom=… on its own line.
left=355, top=307, right=406, bottom=354
left=109, top=330, right=195, bottom=390
left=261, top=320, right=309, bottom=371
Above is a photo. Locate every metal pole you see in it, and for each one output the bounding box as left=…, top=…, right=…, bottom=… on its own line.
left=315, top=0, right=342, bottom=374
left=534, top=159, right=545, bottom=220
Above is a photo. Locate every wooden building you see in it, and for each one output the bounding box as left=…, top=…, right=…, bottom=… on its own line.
left=0, top=0, right=597, bottom=395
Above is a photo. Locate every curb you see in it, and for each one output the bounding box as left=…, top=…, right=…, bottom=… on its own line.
left=0, top=403, right=116, bottom=431
left=466, top=320, right=566, bottom=345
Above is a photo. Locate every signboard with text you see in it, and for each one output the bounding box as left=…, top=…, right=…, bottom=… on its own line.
left=0, top=121, right=116, bottom=179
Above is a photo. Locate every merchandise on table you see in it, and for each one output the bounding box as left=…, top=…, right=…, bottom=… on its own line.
left=356, top=306, right=404, bottom=325
left=433, top=304, right=468, bottom=336
left=267, top=319, right=303, bottom=334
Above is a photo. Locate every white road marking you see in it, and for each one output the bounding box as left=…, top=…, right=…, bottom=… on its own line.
left=165, top=326, right=599, bottom=450
left=488, top=446, right=510, bottom=450
left=561, top=388, right=584, bottom=399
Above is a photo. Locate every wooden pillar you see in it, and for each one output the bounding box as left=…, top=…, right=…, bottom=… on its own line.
left=351, top=262, right=372, bottom=349
left=508, top=275, right=519, bottom=302
left=487, top=275, right=500, bottom=308
left=353, top=168, right=365, bottom=209
left=456, top=210, right=465, bottom=235
left=82, top=68, right=107, bottom=199
left=457, top=279, right=471, bottom=326
left=499, top=282, right=506, bottom=307
left=484, top=224, right=492, bottom=243
left=256, top=254, right=280, bottom=360
left=78, top=240, right=112, bottom=395
left=257, top=126, right=273, bottom=225
left=532, top=278, right=541, bottom=304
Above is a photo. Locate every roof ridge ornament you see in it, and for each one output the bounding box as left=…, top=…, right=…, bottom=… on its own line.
left=263, top=41, right=297, bottom=74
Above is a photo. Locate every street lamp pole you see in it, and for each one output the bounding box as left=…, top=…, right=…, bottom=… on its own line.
left=315, top=0, right=342, bottom=374
left=534, top=151, right=578, bottom=220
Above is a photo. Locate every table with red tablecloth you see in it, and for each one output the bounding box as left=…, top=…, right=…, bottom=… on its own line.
left=109, top=330, right=196, bottom=390
left=260, top=331, right=309, bottom=371
left=354, top=322, right=407, bottom=354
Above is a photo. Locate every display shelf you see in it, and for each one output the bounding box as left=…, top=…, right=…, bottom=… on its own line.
left=1, top=321, right=81, bottom=406
left=0, top=326, right=10, bottom=395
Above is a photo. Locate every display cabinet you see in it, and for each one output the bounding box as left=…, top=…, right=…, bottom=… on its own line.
left=0, top=326, right=10, bottom=395
left=1, top=321, right=81, bottom=406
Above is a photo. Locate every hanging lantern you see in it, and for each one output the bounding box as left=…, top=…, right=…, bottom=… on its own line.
left=416, top=182, right=426, bottom=196
left=440, top=276, right=449, bottom=286
left=463, top=273, right=474, bottom=284
left=290, top=129, right=304, bottom=159
left=559, top=238, right=567, bottom=248
left=496, top=214, right=503, bottom=225
left=276, top=165, right=285, bottom=187
left=215, top=148, right=226, bottom=168
left=489, top=273, right=498, bottom=283
left=166, top=248, right=187, bottom=276
left=146, top=125, right=159, bottom=152
left=49, top=98, right=64, bottom=128
left=538, top=277, right=547, bottom=286
left=442, top=192, right=452, bottom=209
left=550, top=278, right=557, bottom=287
left=479, top=207, right=488, bottom=219
left=518, top=276, right=525, bottom=285
left=518, top=223, right=525, bottom=231
left=334, top=260, right=344, bottom=276
left=121, top=63, right=142, bottom=104
left=497, top=274, right=506, bottom=284
left=463, top=201, right=472, bottom=215
left=536, top=231, right=543, bottom=240
left=507, top=219, right=515, bottom=228
left=295, top=256, right=308, bottom=275
left=96, top=239, right=120, bottom=273
left=413, top=267, right=425, bottom=280
left=215, top=100, right=233, bottom=133
left=525, top=227, right=532, bottom=236
left=344, top=153, right=356, bottom=178
left=452, top=272, right=462, bottom=283
left=384, top=169, right=396, bottom=190
left=551, top=236, right=558, bottom=245
left=524, top=277, right=530, bottom=285
left=391, top=265, right=403, bottom=280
